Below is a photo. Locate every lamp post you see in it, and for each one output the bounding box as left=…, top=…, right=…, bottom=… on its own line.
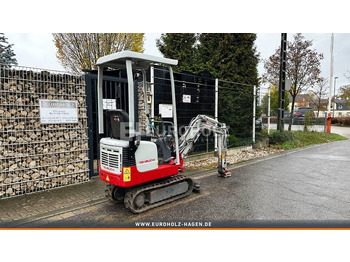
left=333, top=76, right=338, bottom=117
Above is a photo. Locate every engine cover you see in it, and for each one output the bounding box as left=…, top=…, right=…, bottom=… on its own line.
left=135, top=141, right=158, bottom=172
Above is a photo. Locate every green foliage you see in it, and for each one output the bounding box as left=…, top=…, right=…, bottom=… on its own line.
left=303, top=110, right=314, bottom=131
left=270, top=130, right=347, bottom=149
left=228, top=134, right=240, bottom=147
left=157, top=33, right=260, bottom=139
left=268, top=131, right=295, bottom=145
left=261, top=86, right=289, bottom=116
left=339, top=85, right=350, bottom=107
left=199, top=34, right=259, bottom=138
left=0, top=33, right=17, bottom=66
left=156, top=33, right=199, bottom=72
left=261, top=128, right=269, bottom=137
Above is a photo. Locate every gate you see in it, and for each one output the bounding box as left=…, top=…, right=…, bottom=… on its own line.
left=85, top=71, right=128, bottom=177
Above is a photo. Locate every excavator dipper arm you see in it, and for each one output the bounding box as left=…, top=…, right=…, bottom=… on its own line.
left=178, top=115, right=231, bottom=177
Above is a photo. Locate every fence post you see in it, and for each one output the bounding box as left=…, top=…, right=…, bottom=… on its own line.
left=85, top=74, right=95, bottom=178
left=97, top=66, right=104, bottom=134
left=214, top=78, right=219, bottom=151
left=150, top=65, right=155, bottom=126
left=268, top=85, right=271, bottom=134
left=253, top=85, right=256, bottom=143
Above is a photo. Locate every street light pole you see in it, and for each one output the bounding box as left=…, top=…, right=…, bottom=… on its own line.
left=328, top=34, right=334, bottom=114
left=333, top=76, right=338, bottom=117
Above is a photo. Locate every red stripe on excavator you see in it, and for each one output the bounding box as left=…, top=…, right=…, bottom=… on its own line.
left=99, top=161, right=183, bottom=188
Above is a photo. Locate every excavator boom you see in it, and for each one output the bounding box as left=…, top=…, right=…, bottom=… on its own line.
left=178, top=115, right=231, bottom=177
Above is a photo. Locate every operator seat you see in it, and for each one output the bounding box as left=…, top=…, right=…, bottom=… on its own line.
left=106, top=109, right=130, bottom=139
left=105, top=109, right=151, bottom=141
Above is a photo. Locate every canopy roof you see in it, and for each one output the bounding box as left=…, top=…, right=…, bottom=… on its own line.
left=96, top=51, right=178, bottom=70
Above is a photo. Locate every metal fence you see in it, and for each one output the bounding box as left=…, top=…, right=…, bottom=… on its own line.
left=152, top=66, right=257, bottom=151
left=153, top=67, right=216, bottom=153
left=0, top=65, right=90, bottom=199
left=217, top=79, right=257, bottom=147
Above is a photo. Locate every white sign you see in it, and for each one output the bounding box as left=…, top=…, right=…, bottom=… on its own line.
left=182, top=94, right=191, bottom=103
left=159, top=104, right=173, bottom=118
left=39, top=99, right=78, bottom=124
left=103, top=99, right=117, bottom=110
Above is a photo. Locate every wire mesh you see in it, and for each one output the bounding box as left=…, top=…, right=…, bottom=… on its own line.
left=0, top=64, right=89, bottom=199
left=217, top=79, right=256, bottom=147
left=153, top=67, right=216, bottom=154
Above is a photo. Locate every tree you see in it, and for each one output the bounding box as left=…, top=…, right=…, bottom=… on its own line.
left=156, top=33, right=259, bottom=139
left=0, top=33, right=17, bottom=66
left=263, top=33, right=324, bottom=130
left=198, top=33, right=260, bottom=138
left=53, top=33, right=144, bottom=73
left=340, top=71, right=350, bottom=106
left=196, top=33, right=222, bottom=74
left=156, top=33, right=198, bottom=72
left=339, top=84, right=350, bottom=107
left=261, top=85, right=289, bottom=116
left=307, top=77, right=329, bottom=116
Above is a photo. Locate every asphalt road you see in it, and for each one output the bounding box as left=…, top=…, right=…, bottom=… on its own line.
left=29, top=137, right=350, bottom=228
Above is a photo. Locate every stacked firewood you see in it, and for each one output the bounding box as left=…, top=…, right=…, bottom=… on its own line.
left=137, top=82, right=152, bottom=133
left=0, top=67, right=89, bottom=198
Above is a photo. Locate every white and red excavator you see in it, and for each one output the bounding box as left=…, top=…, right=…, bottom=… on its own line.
left=96, top=51, right=231, bottom=213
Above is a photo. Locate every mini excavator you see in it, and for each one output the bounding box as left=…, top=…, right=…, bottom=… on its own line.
left=96, top=51, right=231, bottom=213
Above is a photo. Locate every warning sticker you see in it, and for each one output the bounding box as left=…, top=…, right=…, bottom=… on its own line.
left=123, top=167, right=131, bottom=182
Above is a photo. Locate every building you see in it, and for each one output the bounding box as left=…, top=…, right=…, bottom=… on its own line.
left=317, top=99, right=350, bottom=117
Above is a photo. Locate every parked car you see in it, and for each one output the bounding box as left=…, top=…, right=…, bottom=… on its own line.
left=292, top=107, right=315, bottom=125
left=283, top=111, right=291, bottom=123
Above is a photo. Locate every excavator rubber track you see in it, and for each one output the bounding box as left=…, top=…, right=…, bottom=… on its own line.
left=124, top=175, right=195, bottom=213
left=106, top=184, right=125, bottom=203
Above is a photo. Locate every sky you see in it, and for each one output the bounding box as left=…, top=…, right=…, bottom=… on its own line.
left=5, top=33, right=350, bottom=95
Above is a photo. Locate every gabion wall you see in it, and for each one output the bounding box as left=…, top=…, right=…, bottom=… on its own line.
left=0, top=65, right=89, bottom=199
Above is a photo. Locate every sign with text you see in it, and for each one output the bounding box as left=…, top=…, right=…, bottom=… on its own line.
left=159, top=104, right=173, bottom=118
left=103, top=99, right=117, bottom=110
left=39, top=99, right=78, bottom=124
left=182, top=94, right=191, bottom=103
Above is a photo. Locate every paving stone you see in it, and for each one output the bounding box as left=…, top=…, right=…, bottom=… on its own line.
left=59, top=212, right=76, bottom=219
left=0, top=177, right=105, bottom=226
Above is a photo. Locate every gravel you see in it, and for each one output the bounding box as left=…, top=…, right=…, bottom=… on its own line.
left=184, top=147, right=285, bottom=170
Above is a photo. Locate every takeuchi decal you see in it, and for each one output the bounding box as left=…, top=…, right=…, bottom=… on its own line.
left=139, top=159, right=156, bottom=164
left=103, top=166, right=114, bottom=171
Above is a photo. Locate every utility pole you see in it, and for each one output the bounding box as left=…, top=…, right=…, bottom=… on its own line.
left=333, top=76, right=338, bottom=117
left=277, top=33, right=287, bottom=132
left=268, top=85, right=271, bottom=134
left=214, top=78, right=218, bottom=151
left=328, top=34, right=334, bottom=114
left=252, top=85, right=256, bottom=143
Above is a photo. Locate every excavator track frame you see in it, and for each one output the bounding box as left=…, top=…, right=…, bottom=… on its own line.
left=124, top=175, right=194, bottom=213
left=106, top=184, right=125, bottom=203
